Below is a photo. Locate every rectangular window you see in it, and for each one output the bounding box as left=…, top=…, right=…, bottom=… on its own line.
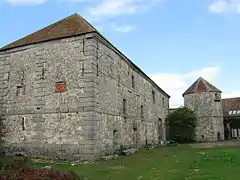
left=162, top=97, right=165, bottom=107
left=96, top=62, right=99, bottom=76
left=132, top=75, right=135, bottom=88
left=41, top=62, right=46, bottom=80
left=141, top=105, right=143, bottom=118
left=22, top=117, right=25, bottom=131
left=16, top=85, right=25, bottom=96
left=123, top=99, right=127, bottom=114
left=82, top=62, right=85, bottom=76
left=152, top=90, right=155, bottom=104
left=55, top=81, right=66, bottom=93
left=214, top=93, right=221, bottom=102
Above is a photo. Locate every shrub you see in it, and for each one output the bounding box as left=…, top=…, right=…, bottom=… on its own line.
left=0, top=168, right=83, bottom=180
left=1, top=155, right=30, bottom=171
left=166, top=106, right=197, bottom=143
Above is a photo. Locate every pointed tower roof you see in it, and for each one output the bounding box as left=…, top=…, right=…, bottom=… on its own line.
left=0, top=13, right=96, bottom=51
left=183, top=77, right=221, bottom=96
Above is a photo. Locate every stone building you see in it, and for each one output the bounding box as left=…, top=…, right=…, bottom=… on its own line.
left=0, top=14, right=170, bottom=161
left=183, top=77, right=224, bottom=142
left=222, top=97, right=240, bottom=139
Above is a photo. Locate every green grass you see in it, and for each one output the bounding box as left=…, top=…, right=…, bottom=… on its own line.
left=34, top=145, right=240, bottom=180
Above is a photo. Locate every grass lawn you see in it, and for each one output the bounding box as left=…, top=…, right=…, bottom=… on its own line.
left=34, top=145, right=240, bottom=180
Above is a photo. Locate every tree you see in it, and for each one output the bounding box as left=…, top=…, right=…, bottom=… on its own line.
left=166, top=106, right=197, bottom=143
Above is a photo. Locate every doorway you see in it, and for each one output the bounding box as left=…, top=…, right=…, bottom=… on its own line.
left=158, top=118, right=163, bottom=143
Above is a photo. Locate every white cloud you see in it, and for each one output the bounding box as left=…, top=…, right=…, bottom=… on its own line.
left=80, top=0, right=163, bottom=23
left=89, top=0, right=135, bottom=17
left=208, top=0, right=240, bottom=14
left=78, top=0, right=163, bottom=32
left=113, top=24, right=136, bottom=32
left=150, top=66, right=220, bottom=108
left=88, top=0, right=157, bottom=17
left=5, top=0, right=47, bottom=5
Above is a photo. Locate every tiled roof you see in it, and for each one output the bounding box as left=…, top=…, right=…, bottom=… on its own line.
left=0, top=13, right=96, bottom=51
left=183, top=77, right=221, bottom=96
left=222, top=97, right=240, bottom=117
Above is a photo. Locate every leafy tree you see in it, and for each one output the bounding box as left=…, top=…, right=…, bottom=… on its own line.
left=166, top=106, right=197, bottom=143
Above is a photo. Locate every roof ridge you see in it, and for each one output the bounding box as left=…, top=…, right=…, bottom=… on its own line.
left=183, top=77, right=221, bottom=96
left=0, top=13, right=96, bottom=51
left=202, top=78, right=212, bottom=91
left=74, top=13, right=97, bottom=32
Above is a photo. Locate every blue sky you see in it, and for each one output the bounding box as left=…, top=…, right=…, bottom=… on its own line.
left=0, top=0, right=240, bottom=107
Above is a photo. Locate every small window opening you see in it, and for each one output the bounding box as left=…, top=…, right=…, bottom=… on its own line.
left=113, top=129, right=118, bottom=151
left=82, top=62, right=85, bottom=76
left=162, top=97, right=165, bottom=107
left=113, top=129, right=118, bottom=134
left=214, top=93, right=221, bottom=102
left=131, top=75, right=135, bottom=88
left=96, top=62, right=99, bottom=76
left=55, top=81, right=66, bottom=93
left=123, top=99, right=127, bottom=114
left=152, top=90, right=155, bottom=104
left=22, top=117, right=25, bottom=131
left=217, top=132, right=221, bottom=141
left=140, top=105, right=144, bottom=119
left=16, top=85, right=24, bottom=96
left=41, top=63, right=46, bottom=80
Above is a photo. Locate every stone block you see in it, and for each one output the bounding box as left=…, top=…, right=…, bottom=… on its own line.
left=102, top=154, right=118, bottom=161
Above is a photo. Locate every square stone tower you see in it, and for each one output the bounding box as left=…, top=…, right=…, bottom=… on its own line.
left=183, top=77, right=224, bottom=142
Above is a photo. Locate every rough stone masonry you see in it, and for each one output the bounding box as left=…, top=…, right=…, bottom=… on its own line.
left=183, top=77, right=225, bottom=142
left=0, top=14, right=170, bottom=161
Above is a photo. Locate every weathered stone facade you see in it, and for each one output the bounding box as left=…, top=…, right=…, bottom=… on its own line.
left=183, top=78, right=224, bottom=142
left=94, top=34, right=169, bottom=156
left=0, top=14, right=170, bottom=161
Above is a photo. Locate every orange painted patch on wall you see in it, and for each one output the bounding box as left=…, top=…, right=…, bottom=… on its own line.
left=55, top=81, right=66, bottom=93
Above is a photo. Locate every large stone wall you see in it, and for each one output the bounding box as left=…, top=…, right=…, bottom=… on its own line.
left=0, top=33, right=170, bottom=161
left=0, top=34, right=100, bottom=161
left=184, top=92, right=224, bottom=142
left=92, top=35, right=169, bottom=156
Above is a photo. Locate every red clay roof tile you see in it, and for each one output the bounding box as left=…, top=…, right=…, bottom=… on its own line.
left=183, top=77, right=221, bottom=96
